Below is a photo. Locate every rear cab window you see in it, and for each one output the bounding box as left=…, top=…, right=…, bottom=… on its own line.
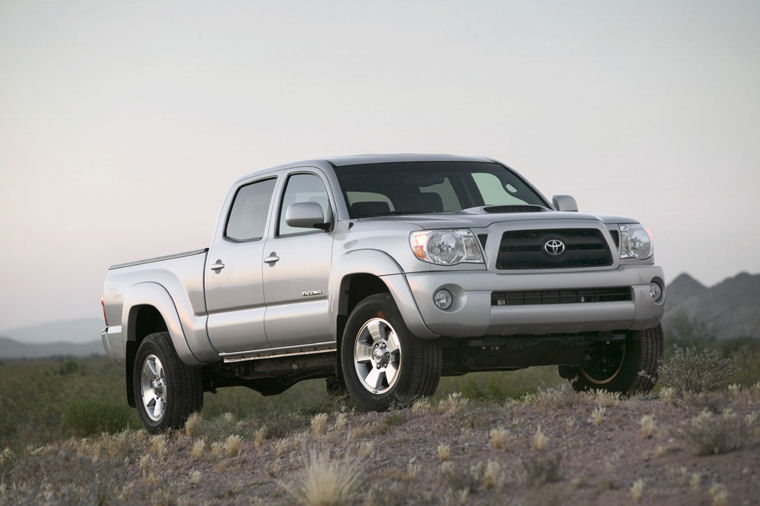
left=225, top=178, right=277, bottom=241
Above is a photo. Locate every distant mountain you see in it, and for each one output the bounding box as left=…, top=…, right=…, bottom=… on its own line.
left=0, top=336, right=104, bottom=359
left=0, top=318, right=103, bottom=344
left=664, top=272, right=760, bottom=340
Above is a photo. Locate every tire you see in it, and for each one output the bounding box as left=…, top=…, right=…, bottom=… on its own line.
left=133, top=332, right=203, bottom=433
left=340, top=294, right=441, bottom=411
left=562, top=324, right=664, bottom=395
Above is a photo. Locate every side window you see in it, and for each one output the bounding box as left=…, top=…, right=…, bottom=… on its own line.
left=472, top=173, right=529, bottom=205
left=225, top=178, right=276, bottom=241
left=278, top=173, right=331, bottom=236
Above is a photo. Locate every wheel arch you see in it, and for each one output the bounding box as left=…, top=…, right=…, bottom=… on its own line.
left=122, top=282, right=201, bottom=406
left=330, top=249, right=437, bottom=357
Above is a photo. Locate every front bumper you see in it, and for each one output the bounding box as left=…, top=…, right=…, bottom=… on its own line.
left=404, top=265, right=664, bottom=338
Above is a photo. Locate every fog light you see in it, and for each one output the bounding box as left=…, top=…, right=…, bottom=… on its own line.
left=433, top=289, right=453, bottom=310
left=649, top=282, right=663, bottom=302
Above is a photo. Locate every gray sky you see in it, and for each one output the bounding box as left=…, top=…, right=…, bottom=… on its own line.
left=1, top=0, right=759, bottom=329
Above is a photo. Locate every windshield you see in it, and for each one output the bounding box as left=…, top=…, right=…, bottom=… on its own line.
left=334, top=161, right=548, bottom=218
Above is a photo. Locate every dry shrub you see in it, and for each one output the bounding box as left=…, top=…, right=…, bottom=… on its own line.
left=675, top=409, right=753, bottom=455
left=521, top=452, right=562, bottom=486
left=659, top=346, right=734, bottom=395
left=64, top=400, right=135, bottom=437
left=282, top=449, right=360, bottom=506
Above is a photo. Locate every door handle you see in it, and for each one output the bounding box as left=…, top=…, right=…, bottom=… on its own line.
left=264, top=253, right=280, bottom=264
left=210, top=260, right=225, bottom=272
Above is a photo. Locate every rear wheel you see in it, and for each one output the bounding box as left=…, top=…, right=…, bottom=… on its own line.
left=133, top=332, right=203, bottom=433
left=562, top=324, right=664, bottom=394
left=341, top=294, right=441, bottom=410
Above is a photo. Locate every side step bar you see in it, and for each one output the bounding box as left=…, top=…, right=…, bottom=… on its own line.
left=219, top=342, right=337, bottom=363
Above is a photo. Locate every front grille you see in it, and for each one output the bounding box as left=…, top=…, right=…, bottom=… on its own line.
left=492, top=287, right=632, bottom=306
left=496, top=228, right=612, bottom=269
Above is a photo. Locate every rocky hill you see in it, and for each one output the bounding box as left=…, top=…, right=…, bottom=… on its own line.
left=664, top=272, right=760, bottom=339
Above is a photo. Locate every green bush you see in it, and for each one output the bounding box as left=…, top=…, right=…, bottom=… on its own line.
left=64, top=400, right=136, bottom=437
left=658, top=345, right=735, bottom=394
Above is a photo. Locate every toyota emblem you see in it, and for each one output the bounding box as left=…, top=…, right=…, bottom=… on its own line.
left=544, top=239, right=565, bottom=256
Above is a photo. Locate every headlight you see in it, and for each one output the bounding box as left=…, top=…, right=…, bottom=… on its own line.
left=620, top=224, right=653, bottom=259
left=410, top=229, right=484, bottom=265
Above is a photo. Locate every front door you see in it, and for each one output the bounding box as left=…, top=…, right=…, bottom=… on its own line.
left=262, top=171, right=335, bottom=349
left=205, top=177, right=277, bottom=354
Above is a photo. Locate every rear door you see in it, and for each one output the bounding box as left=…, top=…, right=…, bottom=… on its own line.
left=262, top=169, right=335, bottom=349
left=204, top=177, right=277, bottom=354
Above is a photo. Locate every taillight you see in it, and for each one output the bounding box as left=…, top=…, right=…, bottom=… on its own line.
left=101, top=295, right=108, bottom=326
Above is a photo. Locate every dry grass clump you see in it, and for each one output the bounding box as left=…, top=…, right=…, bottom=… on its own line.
left=521, top=452, right=562, bottom=486
left=358, top=440, right=374, bottom=458
left=640, top=414, right=656, bottom=439
left=437, top=443, right=451, bottom=462
left=224, top=434, right=242, bottom=457
left=630, top=478, right=644, bottom=503
left=191, top=439, right=205, bottom=459
left=591, top=406, right=606, bottom=426
left=311, top=413, right=328, bottom=437
left=481, top=460, right=503, bottom=490
left=531, top=425, right=549, bottom=451
left=254, top=426, right=267, bottom=449
left=439, top=393, right=468, bottom=414
left=332, top=413, right=347, bottom=432
left=149, top=435, right=167, bottom=457
left=185, top=412, right=202, bottom=436
left=709, top=483, right=728, bottom=506
left=281, top=449, right=361, bottom=506
left=411, top=398, right=431, bottom=414
left=274, top=438, right=289, bottom=457
left=675, top=409, right=754, bottom=455
left=522, top=384, right=578, bottom=410
left=190, top=470, right=202, bottom=485
left=659, top=387, right=674, bottom=405
left=489, top=427, right=509, bottom=450
left=658, top=345, right=735, bottom=395
left=590, top=389, right=621, bottom=407
left=439, top=460, right=503, bottom=492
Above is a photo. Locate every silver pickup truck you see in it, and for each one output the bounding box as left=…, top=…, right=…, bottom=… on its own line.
left=102, top=154, right=665, bottom=432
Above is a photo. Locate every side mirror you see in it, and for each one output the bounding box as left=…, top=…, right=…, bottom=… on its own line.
left=552, top=195, right=578, bottom=212
left=285, top=202, right=330, bottom=230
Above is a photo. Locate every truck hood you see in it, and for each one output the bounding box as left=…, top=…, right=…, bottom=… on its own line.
left=353, top=206, right=639, bottom=229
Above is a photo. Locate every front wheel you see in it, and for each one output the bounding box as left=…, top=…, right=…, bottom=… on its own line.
left=341, top=294, right=441, bottom=411
left=133, top=332, right=203, bottom=433
left=561, top=324, right=664, bottom=395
